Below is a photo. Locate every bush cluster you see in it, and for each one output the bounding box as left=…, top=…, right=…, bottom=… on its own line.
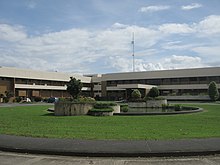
left=174, top=104, right=182, bottom=111
left=89, top=108, right=113, bottom=112
left=120, top=104, right=129, bottom=112
left=33, top=96, right=42, bottom=102
left=94, top=102, right=117, bottom=109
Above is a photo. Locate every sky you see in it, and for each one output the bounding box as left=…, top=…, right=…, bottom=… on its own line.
left=0, top=0, right=220, bottom=74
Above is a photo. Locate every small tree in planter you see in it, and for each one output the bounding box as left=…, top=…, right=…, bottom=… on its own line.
left=131, top=89, right=142, bottom=101
left=67, top=77, right=83, bottom=100
left=208, top=81, right=219, bottom=101
left=147, top=87, right=159, bottom=99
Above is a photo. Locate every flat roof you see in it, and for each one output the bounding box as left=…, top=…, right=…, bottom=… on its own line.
left=1, top=66, right=220, bottom=83
left=102, top=67, right=220, bottom=81
left=0, top=66, right=91, bottom=83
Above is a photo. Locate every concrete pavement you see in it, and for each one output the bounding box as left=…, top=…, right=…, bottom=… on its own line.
left=1, top=151, right=220, bottom=165
left=0, top=134, right=220, bottom=157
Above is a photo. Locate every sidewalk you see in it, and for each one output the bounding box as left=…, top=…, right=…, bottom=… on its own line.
left=0, top=134, right=219, bottom=157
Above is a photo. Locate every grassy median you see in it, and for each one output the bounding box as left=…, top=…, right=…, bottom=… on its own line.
left=0, top=104, right=219, bottom=140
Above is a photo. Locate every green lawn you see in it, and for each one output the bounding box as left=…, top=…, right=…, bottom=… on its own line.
left=0, top=104, right=219, bottom=140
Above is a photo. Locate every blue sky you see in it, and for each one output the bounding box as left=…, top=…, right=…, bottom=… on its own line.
left=0, top=0, right=220, bottom=74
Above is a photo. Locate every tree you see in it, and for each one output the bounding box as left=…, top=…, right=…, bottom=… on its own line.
left=147, top=87, right=159, bottom=98
left=131, top=89, right=141, bottom=101
left=208, top=81, right=219, bottom=101
left=66, top=77, right=83, bottom=99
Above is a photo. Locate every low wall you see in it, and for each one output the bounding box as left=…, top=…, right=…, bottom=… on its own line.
left=111, top=105, right=120, bottom=113
left=146, top=99, right=167, bottom=108
left=54, top=102, right=94, bottom=116
left=128, top=102, right=146, bottom=108
left=128, top=99, right=167, bottom=108
left=165, top=95, right=210, bottom=101
left=54, top=102, right=120, bottom=116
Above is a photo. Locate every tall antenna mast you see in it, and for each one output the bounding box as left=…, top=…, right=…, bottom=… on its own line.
left=131, top=32, right=135, bottom=72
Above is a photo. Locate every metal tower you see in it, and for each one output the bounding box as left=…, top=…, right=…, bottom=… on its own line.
left=131, top=32, right=135, bottom=72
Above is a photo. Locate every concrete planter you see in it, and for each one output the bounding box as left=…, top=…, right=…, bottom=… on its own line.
left=54, top=102, right=120, bottom=116
left=110, top=105, right=120, bottom=113
left=54, top=102, right=94, bottom=116
left=128, top=99, right=167, bottom=108
left=146, top=99, right=167, bottom=108
left=128, top=102, right=147, bottom=108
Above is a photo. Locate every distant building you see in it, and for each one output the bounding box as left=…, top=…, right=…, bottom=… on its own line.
left=1, top=66, right=220, bottom=101
left=0, top=66, right=91, bottom=99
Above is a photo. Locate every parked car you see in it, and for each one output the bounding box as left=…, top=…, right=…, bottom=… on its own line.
left=47, top=97, right=59, bottom=103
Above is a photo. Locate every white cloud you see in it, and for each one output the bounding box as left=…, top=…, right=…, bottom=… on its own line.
left=158, top=15, right=220, bottom=36
left=0, top=23, right=163, bottom=73
left=111, top=23, right=129, bottom=29
left=139, top=5, right=170, bottom=13
left=0, top=24, right=27, bottom=42
left=181, top=3, right=202, bottom=10
left=162, top=41, right=200, bottom=50
left=108, top=57, right=164, bottom=72
left=109, top=55, right=207, bottom=72
left=159, top=23, right=194, bottom=34
left=164, top=55, right=204, bottom=69
left=196, top=15, right=220, bottom=35
left=192, top=46, right=220, bottom=57
left=135, top=59, right=164, bottom=71
left=109, top=56, right=132, bottom=72
left=1, top=14, right=220, bottom=73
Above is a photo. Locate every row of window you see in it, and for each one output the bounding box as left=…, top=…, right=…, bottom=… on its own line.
left=106, top=76, right=220, bottom=86
left=13, top=78, right=91, bottom=87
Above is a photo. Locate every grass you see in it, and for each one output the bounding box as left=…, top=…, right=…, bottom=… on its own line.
left=0, top=104, right=219, bottom=140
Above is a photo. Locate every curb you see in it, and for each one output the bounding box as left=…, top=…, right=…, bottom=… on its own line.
left=0, top=146, right=220, bottom=157
left=0, top=135, right=220, bottom=157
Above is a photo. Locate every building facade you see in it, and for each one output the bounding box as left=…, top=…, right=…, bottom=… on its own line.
left=0, top=66, right=92, bottom=99
left=99, top=67, right=220, bottom=100
left=1, top=66, right=220, bottom=101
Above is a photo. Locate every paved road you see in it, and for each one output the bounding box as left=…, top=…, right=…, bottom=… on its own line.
left=1, top=151, right=220, bottom=165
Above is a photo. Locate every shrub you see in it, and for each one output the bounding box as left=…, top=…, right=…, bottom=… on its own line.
left=58, top=97, right=96, bottom=103
left=15, top=97, right=23, bottom=103
left=143, top=96, right=153, bottom=101
left=120, top=105, right=128, bottom=112
left=174, top=104, right=182, bottom=111
left=162, top=104, right=170, bottom=109
left=43, top=98, right=49, bottom=102
left=208, top=81, right=219, bottom=101
left=154, top=96, right=165, bottom=100
left=3, top=97, right=9, bottom=103
left=94, top=102, right=116, bottom=109
left=78, top=96, right=96, bottom=103
left=147, top=87, right=159, bottom=98
left=33, top=96, right=42, bottom=102
left=89, top=108, right=113, bottom=112
left=131, top=89, right=141, bottom=101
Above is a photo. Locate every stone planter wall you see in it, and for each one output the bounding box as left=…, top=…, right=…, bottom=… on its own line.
left=54, top=102, right=120, bottom=116
left=110, top=105, right=120, bottom=113
left=128, top=99, right=167, bottom=108
left=54, top=102, right=94, bottom=116
left=128, top=102, right=147, bottom=108
left=146, top=99, right=167, bottom=108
